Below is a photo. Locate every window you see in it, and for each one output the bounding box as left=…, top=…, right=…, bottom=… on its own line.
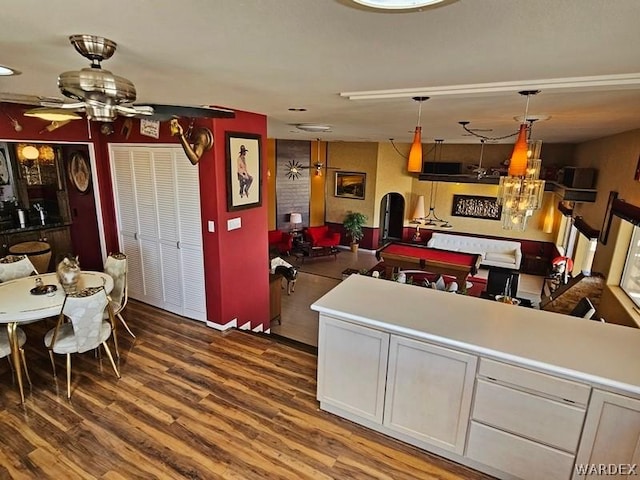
left=621, top=226, right=640, bottom=307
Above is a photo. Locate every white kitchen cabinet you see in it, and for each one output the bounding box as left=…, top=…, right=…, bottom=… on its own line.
left=312, top=275, right=640, bottom=480
left=573, top=390, right=640, bottom=479
left=317, top=315, right=389, bottom=424
left=110, top=145, right=206, bottom=321
left=384, top=335, right=476, bottom=454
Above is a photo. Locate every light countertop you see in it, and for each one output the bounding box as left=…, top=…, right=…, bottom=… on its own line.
left=311, top=275, right=640, bottom=396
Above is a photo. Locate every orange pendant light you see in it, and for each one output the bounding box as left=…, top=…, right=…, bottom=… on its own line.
left=508, top=123, right=529, bottom=176
left=407, top=126, right=423, bottom=173
left=407, top=96, right=429, bottom=173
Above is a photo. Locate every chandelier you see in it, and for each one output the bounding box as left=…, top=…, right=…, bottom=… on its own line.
left=496, top=91, right=545, bottom=231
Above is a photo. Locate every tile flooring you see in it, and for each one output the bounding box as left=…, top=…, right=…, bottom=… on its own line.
left=270, top=247, right=545, bottom=347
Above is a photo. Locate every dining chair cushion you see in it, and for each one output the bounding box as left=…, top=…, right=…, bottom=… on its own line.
left=104, top=253, right=126, bottom=309
left=0, top=328, right=27, bottom=358
left=45, top=287, right=112, bottom=354
left=0, top=255, right=37, bottom=282
left=44, top=321, right=112, bottom=355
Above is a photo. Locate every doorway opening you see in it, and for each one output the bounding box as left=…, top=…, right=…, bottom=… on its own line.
left=379, top=193, right=405, bottom=245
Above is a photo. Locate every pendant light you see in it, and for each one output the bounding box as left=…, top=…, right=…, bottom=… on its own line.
left=407, top=96, right=429, bottom=173
left=423, top=139, right=453, bottom=229
left=497, top=90, right=546, bottom=231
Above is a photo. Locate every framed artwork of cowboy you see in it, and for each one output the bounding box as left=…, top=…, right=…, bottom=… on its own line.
left=226, top=132, right=262, bottom=211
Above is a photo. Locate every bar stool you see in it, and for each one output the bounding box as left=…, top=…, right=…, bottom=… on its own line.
left=8, top=241, right=52, bottom=274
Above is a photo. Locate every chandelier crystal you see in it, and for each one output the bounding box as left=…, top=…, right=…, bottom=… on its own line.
left=496, top=91, right=545, bottom=231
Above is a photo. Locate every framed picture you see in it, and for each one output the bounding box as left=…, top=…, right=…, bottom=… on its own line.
left=226, top=132, right=262, bottom=211
left=68, top=151, right=91, bottom=194
left=335, top=171, right=366, bottom=200
left=0, top=145, right=11, bottom=186
left=600, top=191, right=618, bottom=245
left=452, top=195, right=501, bottom=220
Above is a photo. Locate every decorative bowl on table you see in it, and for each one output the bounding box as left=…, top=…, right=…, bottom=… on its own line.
left=30, top=284, right=58, bottom=296
left=495, top=295, right=520, bottom=306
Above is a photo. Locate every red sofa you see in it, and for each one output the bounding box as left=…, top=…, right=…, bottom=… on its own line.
left=304, top=225, right=341, bottom=248
left=268, top=230, right=293, bottom=255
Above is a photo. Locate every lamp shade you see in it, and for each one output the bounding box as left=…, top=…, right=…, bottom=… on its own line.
left=407, top=126, right=423, bottom=173
left=290, top=213, right=302, bottom=225
left=508, top=124, right=528, bottom=176
left=412, top=195, right=426, bottom=220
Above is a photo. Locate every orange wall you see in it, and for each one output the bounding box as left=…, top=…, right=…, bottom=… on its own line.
left=310, top=140, right=326, bottom=226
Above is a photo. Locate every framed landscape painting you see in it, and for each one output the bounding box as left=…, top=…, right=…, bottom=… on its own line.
left=335, top=171, right=366, bottom=200
left=226, top=132, right=262, bottom=211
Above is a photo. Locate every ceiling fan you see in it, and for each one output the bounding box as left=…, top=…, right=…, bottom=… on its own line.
left=30, top=34, right=235, bottom=123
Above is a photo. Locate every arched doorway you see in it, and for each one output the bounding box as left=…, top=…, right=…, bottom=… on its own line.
left=379, top=193, right=405, bottom=245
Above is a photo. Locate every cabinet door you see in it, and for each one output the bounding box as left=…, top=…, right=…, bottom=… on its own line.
left=573, top=390, right=640, bottom=479
left=384, top=336, right=477, bottom=454
left=317, top=316, right=389, bottom=424
left=42, top=226, right=72, bottom=271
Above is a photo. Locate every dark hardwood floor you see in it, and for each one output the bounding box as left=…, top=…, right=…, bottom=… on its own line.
left=0, top=300, right=494, bottom=479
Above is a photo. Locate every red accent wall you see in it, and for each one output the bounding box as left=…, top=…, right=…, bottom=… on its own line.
left=0, top=103, right=270, bottom=330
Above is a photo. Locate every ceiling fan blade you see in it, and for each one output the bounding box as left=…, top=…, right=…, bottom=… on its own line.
left=40, top=100, right=86, bottom=110
left=115, top=104, right=153, bottom=117
left=0, top=92, right=61, bottom=106
left=135, top=104, right=235, bottom=121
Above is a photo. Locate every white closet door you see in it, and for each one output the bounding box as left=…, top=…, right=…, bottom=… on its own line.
left=131, top=150, right=163, bottom=306
left=109, top=145, right=205, bottom=322
left=152, top=149, right=183, bottom=314
left=175, top=149, right=206, bottom=320
left=110, top=148, right=144, bottom=300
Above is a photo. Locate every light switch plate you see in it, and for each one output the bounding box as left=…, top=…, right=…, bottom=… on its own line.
left=227, top=217, right=241, bottom=231
left=207, top=220, right=215, bottom=232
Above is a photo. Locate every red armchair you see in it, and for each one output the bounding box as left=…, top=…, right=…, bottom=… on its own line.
left=268, top=230, right=293, bottom=255
left=304, top=225, right=341, bottom=248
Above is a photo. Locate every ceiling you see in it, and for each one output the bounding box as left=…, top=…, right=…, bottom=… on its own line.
left=1, top=0, right=639, bottom=145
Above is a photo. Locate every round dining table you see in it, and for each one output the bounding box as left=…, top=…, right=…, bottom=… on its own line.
left=0, top=271, right=113, bottom=403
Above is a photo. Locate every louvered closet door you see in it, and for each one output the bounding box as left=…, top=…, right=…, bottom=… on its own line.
left=110, top=148, right=144, bottom=300
left=152, top=149, right=183, bottom=316
left=109, top=145, right=205, bottom=322
left=174, top=149, right=206, bottom=321
left=131, top=150, right=164, bottom=306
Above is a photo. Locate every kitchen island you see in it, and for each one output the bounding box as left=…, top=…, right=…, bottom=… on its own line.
left=311, top=275, right=640, bottom=480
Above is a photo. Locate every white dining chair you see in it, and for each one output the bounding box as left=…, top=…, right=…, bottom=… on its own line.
left=44, top=286, right=120, bottom=399
left=103, top=252, right=134, bottom=339
left=0, top=327, right=32, bottom=388
left=0, top=255, right=38, bottom=282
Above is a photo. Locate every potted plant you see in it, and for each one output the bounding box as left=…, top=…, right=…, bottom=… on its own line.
left=343, top=211, right=367, bottom=253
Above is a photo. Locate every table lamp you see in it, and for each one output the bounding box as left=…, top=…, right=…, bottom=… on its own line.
left=290, top=212, right=302, bottom=232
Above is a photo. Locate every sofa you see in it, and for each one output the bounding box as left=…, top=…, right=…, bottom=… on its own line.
left=304, top=225, right=341, bottom=248
left=268, top=230, right=293, bottom=255
left=426, top=232, right=522, bottom=270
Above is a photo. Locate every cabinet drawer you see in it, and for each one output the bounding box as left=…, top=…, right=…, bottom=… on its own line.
left=466, top=421, right=575, bottom=480
left=479, top=358, right=590, bottom=405
left=473, top=379, right=586, bottom=453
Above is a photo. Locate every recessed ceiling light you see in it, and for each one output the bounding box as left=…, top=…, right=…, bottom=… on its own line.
left=295, top=123, right=332, bottom=132
left=352, top=0, right=445, bottom=10
left=0, top=65, right=21, bottom=76
left=288, top=107, right=307, bottom=112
